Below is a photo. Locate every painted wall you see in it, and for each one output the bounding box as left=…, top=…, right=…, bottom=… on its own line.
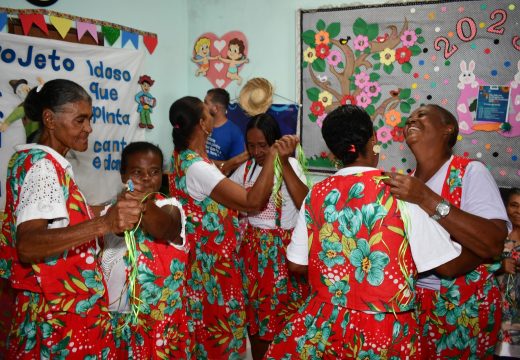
left=1, top=0, right=189, bottom=158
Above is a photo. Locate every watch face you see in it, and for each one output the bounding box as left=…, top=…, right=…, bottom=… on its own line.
left=26, top=0, right=58, bottom=7
left=437, top=201, right=451, bottom=216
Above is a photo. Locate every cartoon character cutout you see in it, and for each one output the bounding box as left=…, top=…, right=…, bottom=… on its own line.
left=192, top=37, right=217, bottom=77
left=219, top=38, right=249, bottom=85
left=0, top=77, right=44, bottom=142
left=135, top=75, right=157, bottom=130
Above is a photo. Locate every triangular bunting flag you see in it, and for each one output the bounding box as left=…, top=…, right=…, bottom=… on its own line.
left=0, top=13, right=7, bottom=32
left=102, top=25, right=120, bottom=46
left=76, top=21, right=98, bottom=43
left=122, top=30, right=139, bottom=49
left=19, top=14, right=48, bottom=35
left=49, top=16, right=72, bottom=39
left=143, top=34, right=158, bottom=54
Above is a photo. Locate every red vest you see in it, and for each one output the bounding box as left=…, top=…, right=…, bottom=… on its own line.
left=306, top=170, right=417, bottom=312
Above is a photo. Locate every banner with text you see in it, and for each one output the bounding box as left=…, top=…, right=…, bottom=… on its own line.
left=0, top=32, right=145, bottom=211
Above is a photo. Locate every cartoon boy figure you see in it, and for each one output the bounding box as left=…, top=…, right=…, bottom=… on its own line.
left=219, top=38, right=249, bottom=85
left=0, top=78, right=44, bottom=142
left=192, top=37, right=217, bottom=77
left=135, top=75, right=157, bottom=129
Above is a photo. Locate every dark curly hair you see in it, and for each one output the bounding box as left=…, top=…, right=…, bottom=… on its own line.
left=321, top=105, right=373, bottom=166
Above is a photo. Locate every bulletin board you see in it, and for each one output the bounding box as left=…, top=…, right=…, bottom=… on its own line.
left=299, top=0, right=520, bottom=188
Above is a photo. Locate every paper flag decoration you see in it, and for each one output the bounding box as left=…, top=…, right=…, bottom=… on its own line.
left=19, top=13, right=48, bottom=35
left=76, top=21, right=98, bottom=43
left=49, top=16, right=72, bottom=39
left=0, top=13, right=7, bottom=32
left=102, top=25, right=121, bottom=46
left=122, top=31, right=138, bottom=49
left=143, top=34, right=158, bottom=54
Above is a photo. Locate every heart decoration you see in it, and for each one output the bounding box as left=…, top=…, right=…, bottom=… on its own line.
left=191, top=31, right=248, bottom=88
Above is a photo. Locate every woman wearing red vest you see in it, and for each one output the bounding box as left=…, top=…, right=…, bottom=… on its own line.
left=384, top=104, right=509, bottom=359
left=168, top=96, right=299, bottom=359
left=266, top=105, right=462, bottom=359
left=0, top=79, right=142, bottom=359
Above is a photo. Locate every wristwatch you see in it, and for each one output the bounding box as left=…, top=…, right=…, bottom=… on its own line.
left=431, top=199, right=451, bottom=221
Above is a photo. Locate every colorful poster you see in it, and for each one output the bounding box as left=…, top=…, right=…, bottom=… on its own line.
left=0, top=32, right=145, bottom=212
left=300, top=0, right=520, bottom=187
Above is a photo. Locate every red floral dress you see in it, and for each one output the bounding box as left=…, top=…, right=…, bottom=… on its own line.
left=266, top=170, right=419, bottom=359
left=0, top=147, right=111, bottom=359
left=239, top=160, right=308, bottom=341
left=109, top=194, right=193, bottom=360
left=169, top=150, right=246, bottom=359
left=417, top=156, right=502, bottom=359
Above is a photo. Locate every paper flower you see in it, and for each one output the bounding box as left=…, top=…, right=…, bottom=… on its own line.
left=310, top=101, right=325, bottom=116
left=395, top=46, right=412, bottom=64
left=315, top=30, right=330, bottom=45
left=340, top=95, right=357, bottom=105
left=354, top=72, right=370, bottom=89
left=384, top=109, right=401, bottom=126
left=363, top=81, right=381, bottom=98
left=356, top=93, right=372, bottom=108
left=319, top=91, right=333, bottom=107
left=400, top=30, right=417, bottom=47
left=316, top=114, right=326, bottom=128
left=379, top=48, right=396, bottom=66
left=391, top=126, right=405, bottom=142
left=353, top=34, right=369, bottom=51
left=303, top=47, right=317, bottom=63
left=376, top=126, right=393, bottom=143
left=326, top=50, right=342, bottom=66
left=315, top=43, right=330, bottom=59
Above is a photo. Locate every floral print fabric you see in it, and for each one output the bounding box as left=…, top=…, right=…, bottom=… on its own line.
left=0, top=148, right=110, bottom=359
left=266, top=170, right=418, bottom=359
left=169, top=150, right=246, bottom=359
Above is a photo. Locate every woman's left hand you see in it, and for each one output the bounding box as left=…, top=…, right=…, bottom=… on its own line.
left=382, top=172, right=438, bottom=205
left=273, top=135, right=300, bottom=162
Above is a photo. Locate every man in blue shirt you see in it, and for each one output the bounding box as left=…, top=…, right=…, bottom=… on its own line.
left=205, top=88, right=248, bottom=175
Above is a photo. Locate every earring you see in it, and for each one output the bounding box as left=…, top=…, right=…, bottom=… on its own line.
left=200, top=124, right=210, bottom=136
left=372, top=144, right=381, bottom=155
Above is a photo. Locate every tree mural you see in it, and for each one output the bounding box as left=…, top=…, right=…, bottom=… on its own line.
left=301, top=17, right=425, bottom=168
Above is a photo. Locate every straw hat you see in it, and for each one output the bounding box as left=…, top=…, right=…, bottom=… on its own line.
left=239, top=78, right=274, bottom=116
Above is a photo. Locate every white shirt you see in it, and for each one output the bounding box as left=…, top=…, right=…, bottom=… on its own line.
left=15, top=144, right=86, bottom=229
left=101, top=197, right=186, bottom=312
left=417, top=156, right=510, bottom=290
left=230, top=157, right=306, bottom=230
left=185, top=160, right=226, bottom=201
left=287, top=166, right=461, bottom=273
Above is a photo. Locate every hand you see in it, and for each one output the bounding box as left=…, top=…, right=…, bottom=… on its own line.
left=503, top=258, right=517, bottom=274
left=382, top=172, right=434, bottom=205
left=272, top=135, right=300, bottom=162
left=104, top=198, right=143, bottom=233
left=0, top=122, right=9, bottom=132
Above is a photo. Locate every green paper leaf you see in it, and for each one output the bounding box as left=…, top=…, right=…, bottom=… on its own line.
left=400, top=101, right=411, bottom=113
left=312, top=58, right=326, bottom=72
left=355, top=50, right=361, bottom=57
left=353, top=18, right=368, bottom=36
left=417, top=36, right=425, bottom=44
left=369, top=73, right=380, bottom=81
left=371, top=93, right=381, bottom=103
left=327, top=22, right=341, bottom=38
left=409, top=45, right=422, bottom=56
left=373, top=63, right=381, bottom=71
left=302, top=30, right=317, bottom=46
left=366, top=104, right=375, bottom=116
left=308, top=113, right=317, bottom=122
left=415, top=28, right=422, bottom=35
left=306, top=87, right=321, bottom=101
left=407, top=98, right=416, bottom=105
left=372, top=53, right=381, bottom=61
left=316, top=19, right=326, bottom=31
left=399, top=88, right=411, bottom=99
left=382, top=143, right=388, bottom=149
left=401, top=62, right=412, bottom=74
left=367, top=24, right=379, bottom=41
left=338, top=62, right=344, bottom=69
left=383, top=63, right=394, bottom=74
left=378, top=119, right=384, bottom=127
left=102, top=25, right=120, bottom=46
left=303, top=61, right=308, bottom=68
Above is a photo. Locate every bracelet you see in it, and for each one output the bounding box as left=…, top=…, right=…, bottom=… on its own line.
left=219, top=162, right=225, bottom=170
